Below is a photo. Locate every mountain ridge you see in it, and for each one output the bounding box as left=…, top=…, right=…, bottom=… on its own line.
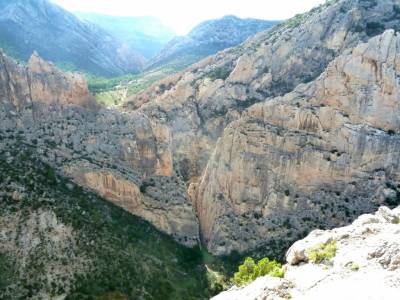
left=74, top=12, right=176, bottom=60
left=0, top=0, right=145, bottom=77
left=146, top=15, right=280, bottom=71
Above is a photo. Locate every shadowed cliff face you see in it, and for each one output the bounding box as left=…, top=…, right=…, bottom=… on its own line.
left=194, top=30, right=400, bottom=255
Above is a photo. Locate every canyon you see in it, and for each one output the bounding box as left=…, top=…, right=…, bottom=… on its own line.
left=1, top=0, right=400, bottom=299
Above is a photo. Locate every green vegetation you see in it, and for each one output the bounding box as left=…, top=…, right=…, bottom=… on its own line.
left=86, top=56, right=198, bottom=107
left=0, top=141, right=237, bottom=299
left=232, top=257, right=285, bottom=286
left=0, top=253, right=15, bottom=292
left=206, top=65, right=232, bottom=81
left=306, top=240, right=337, bottom=264
left=87, top=74, right=137, bottom=94
left=350, top=262, right=359, bottom=272
left=366, top=22, right=385, bottom=37
left=85, top=53, right=209, bottom=107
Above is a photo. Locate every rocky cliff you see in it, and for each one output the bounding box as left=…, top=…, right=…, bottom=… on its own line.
left=123, top=0, right=400, bottom=255
left=0, top=51, right=97, bottom=111
left=0, top=50, right=199, bottom=247
left=128, top=0, right=400, bottom=184
left=0, top=0, right=144, bottom=76
left=1, top=0, right=400, bottom=260
left=212, top=205, right=400, bottom=300
left=194, top=29, right=400, bottom=255
left=0, top=145, right=211, bottom=299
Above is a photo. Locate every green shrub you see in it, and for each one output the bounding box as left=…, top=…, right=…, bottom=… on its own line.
left=306, top=240, right=337, bottom=264
left=206, top=65, right=232, bottom=81
left=350, top=262, right=359, bottom=272
left=232, top=257, right=285, bottom=286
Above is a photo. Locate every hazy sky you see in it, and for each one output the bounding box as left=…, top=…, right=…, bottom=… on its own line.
left=51, top=0, right=326, bottom=35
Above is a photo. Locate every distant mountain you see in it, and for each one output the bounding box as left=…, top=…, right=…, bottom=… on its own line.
left=75, top=13, right=176, bottom=60
left=147, top=15, right=280, bottom=70
left=0, top=0, right=144, bottom=77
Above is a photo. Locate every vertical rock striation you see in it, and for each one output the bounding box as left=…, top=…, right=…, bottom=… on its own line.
left=194, top=30, right=400, bottom=255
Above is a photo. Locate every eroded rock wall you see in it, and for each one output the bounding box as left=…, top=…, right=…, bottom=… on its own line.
left=0, top=51, right=199, bottom=247
left=194, top=30, right=400, bottom=255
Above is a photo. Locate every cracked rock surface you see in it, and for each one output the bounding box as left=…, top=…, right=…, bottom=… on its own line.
left=212, top=206, right=400, bottom=300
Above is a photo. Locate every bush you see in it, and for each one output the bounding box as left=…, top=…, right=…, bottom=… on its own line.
left=350, top=262, right=359, bottom=272
left=306, top=240, right=337, bottom=264
left=232, top=257, right=285, bottom=286
left=206, top=65, right=232, bottom=81
left=366, top=22, right=384, bottom=37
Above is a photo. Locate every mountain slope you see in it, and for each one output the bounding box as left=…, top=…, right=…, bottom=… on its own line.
left=146, top=15, right=280, bottom=70
left=194, top=29, right=400, bottom=255
left=0, top=0, right=144, bottom=76
left=0, top=142, right=211, bottom=300
left=1, top=0, right=400, bottom=280
left=125, top=0, right=400, bottom=256
left=0, top=50, right=199, bottom=247
left=0, top=51, right=234, bottom=299
left=75, top=13, right=175, bottom=60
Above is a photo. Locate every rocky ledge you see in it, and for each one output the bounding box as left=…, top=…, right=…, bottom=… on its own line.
left=212, top=205, right=400, bottom=300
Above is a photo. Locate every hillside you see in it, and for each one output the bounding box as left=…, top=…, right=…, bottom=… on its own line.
left=0, top=0, right=144, bottom=76
left=87, top=16, right=279, bottom=106
left=75, top=13, right=175, bottom=60
left=126, top=0, right=400, bottom=256
left=0, top=141, right=211, bottom=300
left=146, top=15, right=280, bottom=71
left=0, top=50, right=238, bottom=299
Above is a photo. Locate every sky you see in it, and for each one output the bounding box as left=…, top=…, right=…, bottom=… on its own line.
left=51, top=0, right=326, bottom=35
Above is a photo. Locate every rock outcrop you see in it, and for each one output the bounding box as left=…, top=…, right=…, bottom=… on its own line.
left=128, top=0, right=400, bottom=185
left=194, top=29, right=400, bottom=255
left=125, top=0, right=400, bottom=255
left=0, top=146, right=210, bottom=300
left=0, top=51, right=97, bottom=111
left=212, top=206, right=400, bottom=300
left=0, top=51, right=199, bottom=246
left=2, top=0, right=400, bottom=257
left=0, top=208, right=90, bottom=299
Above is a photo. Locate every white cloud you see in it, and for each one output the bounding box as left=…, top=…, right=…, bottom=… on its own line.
left=51, top=0, right=326, bottom=35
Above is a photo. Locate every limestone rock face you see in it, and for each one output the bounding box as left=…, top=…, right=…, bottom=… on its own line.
left=2, top=0, right=400, bottom=255
left=0, top=51, right=97, bottom=111
left=76, top=170, right=143, bottom=212
left=194, top=30, right=400, bottom=255
left=0, top=51, right=199, bottom=247
left=127, top=0, right=400, bottom=185
left=27, top=52, right=98, bottom=110
left=212, top=206, right=400, bottom=300
left=66, top=167, right=199, bottom=245
left=0, top=51, right=32, bottom=111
